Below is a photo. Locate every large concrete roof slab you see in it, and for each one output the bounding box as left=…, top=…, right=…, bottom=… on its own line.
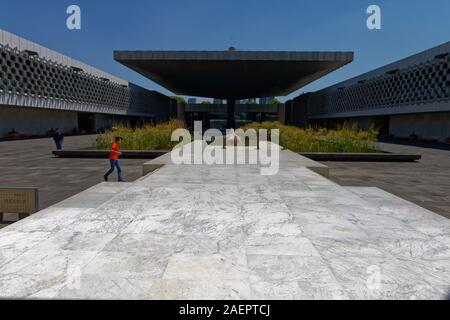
left=114, top=50, right=353, bottom=99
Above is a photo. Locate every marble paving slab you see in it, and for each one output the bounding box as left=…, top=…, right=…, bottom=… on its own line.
left=0, top=148, right=449, bottom=299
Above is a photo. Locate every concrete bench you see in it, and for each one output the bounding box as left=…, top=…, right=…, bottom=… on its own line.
left=52, top=150, right=169, bottom=159
left=142, top=152, right=173, bottom=176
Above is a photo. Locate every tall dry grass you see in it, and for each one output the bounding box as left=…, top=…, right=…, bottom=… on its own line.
left=241, top=121, right=380, bottom=152
left=94, top=119, right=379, bottom=152
left=94, top=119, right=186, bottom=150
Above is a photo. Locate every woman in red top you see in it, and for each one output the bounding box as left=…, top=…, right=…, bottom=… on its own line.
left=104, top=137, right=124, bottom=182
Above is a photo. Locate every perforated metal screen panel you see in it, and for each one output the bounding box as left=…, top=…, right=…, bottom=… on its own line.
left=0, top=44, right=129, bottom=109
left=0, top=44, right=174, bottom=120
left=308, top=53, right=450, bottom=117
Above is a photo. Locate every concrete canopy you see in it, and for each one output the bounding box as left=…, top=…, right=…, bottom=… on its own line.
left=114, top=50, right=354, bottom=100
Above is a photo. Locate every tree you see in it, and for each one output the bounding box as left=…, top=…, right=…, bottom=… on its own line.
left=172, top=96, right=187, bottom=105
left=268, top=98, right=281, bottom=105
left=244, top=98, right=257, bottom=105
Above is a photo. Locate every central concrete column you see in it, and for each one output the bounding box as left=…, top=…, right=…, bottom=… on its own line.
left=201, top=112, right=210, bottom=130
left=278, top=103, right=286, bottom=124
left=177, top=102, right=185, bottom=121
left=227, top=99, right=236, bottom=129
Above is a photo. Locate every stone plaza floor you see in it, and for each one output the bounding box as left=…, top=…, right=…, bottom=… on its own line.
left=325, top=142, right=450, bottom=219
left=1, top=136, right=448, bottom=226
left=0, top=145, right=449, bottom=299
left=0, top=135, right=147, bottom=229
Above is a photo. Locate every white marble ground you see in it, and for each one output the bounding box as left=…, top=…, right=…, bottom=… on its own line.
left=0, top=148, right=449, bottom=299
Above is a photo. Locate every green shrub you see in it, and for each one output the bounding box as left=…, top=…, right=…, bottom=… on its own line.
left=94, top=120, right=379, bottom=153
left=94, top=119, right=186, bottom=150
left=240, top=121, right=380, bottom=153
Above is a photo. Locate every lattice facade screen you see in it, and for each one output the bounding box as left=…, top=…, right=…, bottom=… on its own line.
left=308, top=53, right=450, bottom=117
left=0, top=44, right=131, bottom=109
left=0, top=43, right=174, bottom=120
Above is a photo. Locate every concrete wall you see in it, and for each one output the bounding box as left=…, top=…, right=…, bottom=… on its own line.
left=0, top=29, right=127, bottom=85
left=94, top=114, right=115, bottom=131
left=291, top=95, right=310, bottom=127
left=291, top=42, right=450, bottom=142
left=352, top=117, right=376, bottom=131
left=0, top=29, right=174, bottom=121
left=284, top=100, right=293, bottom=125
left=389, top=112, right=450, bottom=141
left=0, top=105, right=77, bottom=136
left=277, top=103, right=286, bottom=124
left=127, top=83, right=175, bottom=121
left=0, top=106, right=151, bottom=137
left=307, top=41, right=450, bottom=119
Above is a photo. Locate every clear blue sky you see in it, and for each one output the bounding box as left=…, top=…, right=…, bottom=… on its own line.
left=1, top=0, right=449, bottom=101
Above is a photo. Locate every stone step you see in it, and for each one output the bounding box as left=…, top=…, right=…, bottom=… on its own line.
left=50, top=182, right=133, bottom=210
left=343, top=186, right=450, bottom=236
